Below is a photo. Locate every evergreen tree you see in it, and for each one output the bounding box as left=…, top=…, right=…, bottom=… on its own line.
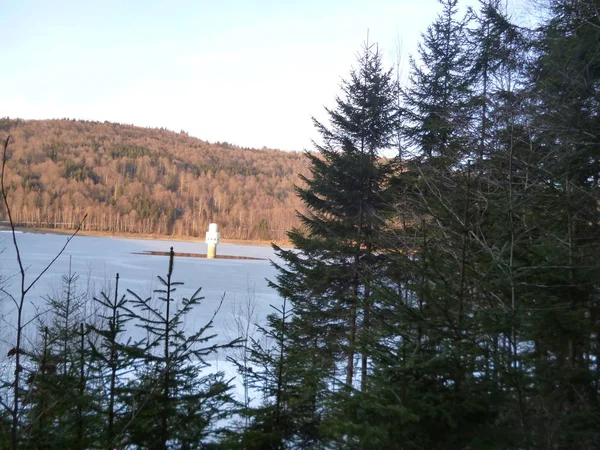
left=227, top=299, right=294, bottom=450
left=358, top=1, right=600, bottom=448
left=268, top=41, right=400, bottom=446
left=87, top=273, right=143, bottom=449
left=520, top=0, right=600, bottom=446
left=402, top=0, right=474, bottom=162
left=340, top=2, right=530, bottom=448
left=125, top=248, right=238, bottom=449
left=468, top=0, right=524, bottom=162
left=19, top=265, right=97, bottom=449
left=22, top=327, right=57, bottom=450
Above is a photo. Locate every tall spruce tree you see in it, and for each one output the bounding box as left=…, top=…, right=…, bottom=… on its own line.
left=357, top=1, right=600, bottom=448
left=521, top=0, right=600, bottom=446
left=269, top=41, right=400, bottom=446
left=469, top=3, right=534, bottom=444
left=469, top=0, right=524, bottom=163
left=340, top=1, right=525, bottom=448
left=402, top=0, right=474, bottom=163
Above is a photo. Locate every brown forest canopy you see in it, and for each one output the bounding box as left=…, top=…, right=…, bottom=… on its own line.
left=0, top=118, right=309, bottom=241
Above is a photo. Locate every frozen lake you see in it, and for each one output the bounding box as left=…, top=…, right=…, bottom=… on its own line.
left=0, top=231, right=285, bottom=369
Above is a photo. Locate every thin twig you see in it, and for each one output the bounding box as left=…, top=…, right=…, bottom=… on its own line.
left=24, top=213, right=88, bottom=295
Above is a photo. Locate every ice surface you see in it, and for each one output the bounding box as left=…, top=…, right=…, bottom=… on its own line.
left=0, top=232, right=287, bottom=401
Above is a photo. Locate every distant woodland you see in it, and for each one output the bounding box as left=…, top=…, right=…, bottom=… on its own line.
left=0, top=118, right=309, bottom=241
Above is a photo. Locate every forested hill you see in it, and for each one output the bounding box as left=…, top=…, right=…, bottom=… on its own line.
left=0, top=118, right=309, bottom=241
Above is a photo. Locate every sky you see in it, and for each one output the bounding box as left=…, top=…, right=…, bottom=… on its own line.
left=1, top=0, right=530, bottom=151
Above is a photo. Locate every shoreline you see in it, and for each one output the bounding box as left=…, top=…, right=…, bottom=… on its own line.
left=1, top=226, right=290, bottom=248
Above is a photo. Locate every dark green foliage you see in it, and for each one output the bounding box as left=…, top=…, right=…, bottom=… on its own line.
left=289, top=41, right=400, bottom=393
left=63, top=158, right=99, bottom=183
left=109, top=143, right=154, bottom=159
left=19, top=266, right=98, bottom=449
left=351, top=1, right=600, bottom=449
left=224, top=300, right=293, bottom=450
left=125, top=247, right=240, bottom=448
left=247, top=1, right=600, bottom=448
left=0, top=250, right=238, bottom=449
left=244, top=41, right=401, bottom=448
left=87, top=273, right=143, bottom=449
left=402, top=0, right=474, bottom=162
left=519, top=1, right=600, bottom=446
left=468, top=0, right=525, bottom=162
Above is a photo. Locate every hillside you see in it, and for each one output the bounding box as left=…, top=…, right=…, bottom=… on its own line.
left=0, top=118, right=309, bottom=242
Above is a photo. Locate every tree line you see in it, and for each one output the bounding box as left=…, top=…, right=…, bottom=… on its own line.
left=245, top=0, right=600, bottom=448
left=1, top=0, right=599, bottom=448
left=0, top=118, right=308, bottom=242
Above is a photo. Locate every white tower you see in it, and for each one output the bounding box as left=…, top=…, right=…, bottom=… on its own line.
left=205, top=223, right=221, bottom=259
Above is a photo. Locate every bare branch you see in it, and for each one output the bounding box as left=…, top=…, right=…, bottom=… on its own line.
left=1, top=136, right=26, bottom=297
left=24, top=213, right=88, bottom=295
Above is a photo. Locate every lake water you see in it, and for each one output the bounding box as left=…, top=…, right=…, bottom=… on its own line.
left=0, top=231, right=284, bottom=372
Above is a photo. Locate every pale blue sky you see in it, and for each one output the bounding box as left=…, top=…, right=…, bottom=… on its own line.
left=1, top=0, right=527, bottom=151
